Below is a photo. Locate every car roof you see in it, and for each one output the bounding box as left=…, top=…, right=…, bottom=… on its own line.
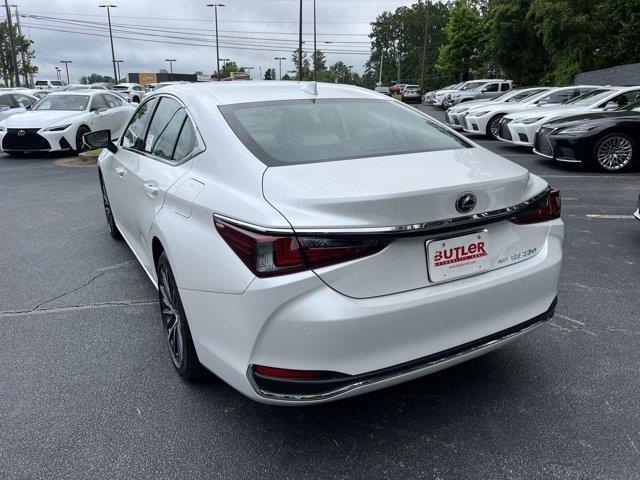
left=157, top=81, right=388, bottom=106
left=46, top=90, right=100, bottom=97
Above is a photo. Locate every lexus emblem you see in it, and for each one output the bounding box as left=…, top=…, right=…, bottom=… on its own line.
left=455, top=193, right=477, bottom=213
left=17, top=130, right=25, bottom=136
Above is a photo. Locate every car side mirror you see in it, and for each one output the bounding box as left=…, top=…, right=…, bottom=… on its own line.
left=603, top=101, right=618, bottom=111
left=84, top=129, right=118, bottom=153
left=94, top=106, right=108, bottom=114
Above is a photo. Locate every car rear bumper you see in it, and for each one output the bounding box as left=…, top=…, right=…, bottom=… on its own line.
left=180, top=220, right=563, bottom=404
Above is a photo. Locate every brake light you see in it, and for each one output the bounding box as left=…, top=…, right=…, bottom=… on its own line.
left=214, top=218, right=391, bottom=277
left=510, top=187, right=561, bottom=224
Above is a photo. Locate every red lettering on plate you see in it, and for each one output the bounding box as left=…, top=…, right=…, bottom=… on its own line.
left=434, top=241, right=487, bottom=267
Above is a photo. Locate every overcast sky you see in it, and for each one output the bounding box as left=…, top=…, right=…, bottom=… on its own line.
left=19, top=0, right=417, bottom=82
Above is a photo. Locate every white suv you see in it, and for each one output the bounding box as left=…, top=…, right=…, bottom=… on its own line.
left=34, top=80, right=66, bottom=90
left=113, top=83, right=146, bottom=103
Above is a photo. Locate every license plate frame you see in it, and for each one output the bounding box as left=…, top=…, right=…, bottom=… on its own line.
left=426, top=229, right=491, bottom=283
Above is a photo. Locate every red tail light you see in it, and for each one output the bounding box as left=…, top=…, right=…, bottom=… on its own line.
left=510, top=187, right=561, bottom=224
left=254, top=365, right=328, bottom=379
left=214, top=218, right=391, bottom=277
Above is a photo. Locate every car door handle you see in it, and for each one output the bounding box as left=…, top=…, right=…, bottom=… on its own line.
left=143, top=181, right=160, bottom=198
left=115, top=167, right=125, bottom=178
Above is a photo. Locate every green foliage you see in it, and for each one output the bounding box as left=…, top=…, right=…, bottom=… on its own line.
left=368, top=0, right=640, bottom=89
left=79, top=73, right=114, bottom=84
left=264, top=68, right=276, bottom=80
left=436, top=0, right=484, bottom=81
left=0, top=21, right=38, bottom=86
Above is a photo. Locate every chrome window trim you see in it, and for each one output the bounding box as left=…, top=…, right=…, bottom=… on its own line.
left=213, top=188, right=549, bottom=238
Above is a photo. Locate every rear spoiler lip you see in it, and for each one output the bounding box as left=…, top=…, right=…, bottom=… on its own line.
left=213, top=188, right=550, bottom=239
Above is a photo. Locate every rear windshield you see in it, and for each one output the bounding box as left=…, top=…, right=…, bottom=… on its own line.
left=220, top=98, right=470, bottom=166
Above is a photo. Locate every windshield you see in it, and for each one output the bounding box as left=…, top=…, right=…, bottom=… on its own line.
left=32, top=94, right=89, bottom=111
left=503, top=88, right=548, bottom=103
left=565, top=89, right=612, bottom=106
left=113, top=85, right=129, bottom=90
left=220, top=99, right=470, bottom=166
left=460, top=82, right=485, bottom=91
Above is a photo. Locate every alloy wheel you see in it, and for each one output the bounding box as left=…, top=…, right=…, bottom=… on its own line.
left=489, top=117, right=502, bottom=138
left=596, top=135, right=633, bottom=171
left=159, top=266, right=185, bottom=369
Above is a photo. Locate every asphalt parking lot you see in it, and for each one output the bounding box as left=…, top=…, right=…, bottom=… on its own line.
left=1, top=107, right=639, bottom=480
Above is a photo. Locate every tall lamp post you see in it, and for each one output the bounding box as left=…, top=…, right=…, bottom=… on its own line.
left=99, top=4, right=118, bottom=83
left=206, top=3, right=225, bottom=81
left=274, top=57, right=285, bottom=80
left=165, top=59, right=177, bottom=74
left=60, top=60, right=72, bottom=84
left=298, top=0, right=302, bottom=81
left=115, top=60, right=124, bottom=82
left=54, top=66, right=61, bottom=81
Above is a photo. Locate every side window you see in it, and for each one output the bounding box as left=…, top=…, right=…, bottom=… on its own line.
left=606, top=90, right=640, bottom=108
left=144, top=97, right=181, bottom=152
left=122, top=98, right=157, bottom=151
left=102, top=94, right=122, bottom=108
left=500, top=83, right=510, bottom=91
left=484, top=83, right=499, bottom=92
left=174, top=119, right=198, bottom=161
left=51, top=81, right=62, bottom=86
left=0, top=95, right=14, bottom=107
left=150, top=109, right=187, bottom=160
left=12, top=94, right=34, bottom=108
left=90, top=94, right=107, bottom=111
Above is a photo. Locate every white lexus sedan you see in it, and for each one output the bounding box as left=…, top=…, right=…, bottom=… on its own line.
left=0, top=90, right=136, bottom=155
left=497, top=86, right=640, bottom=148
left=89, top=82, right=564, bottom=404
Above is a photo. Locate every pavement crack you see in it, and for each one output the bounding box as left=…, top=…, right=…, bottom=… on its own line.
left=0, top=300, right=156, bottom=318
left=5, top=261, right=137, bottom=317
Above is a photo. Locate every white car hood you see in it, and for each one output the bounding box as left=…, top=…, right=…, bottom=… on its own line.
left=450, top=99, right=502, bottom=113
left=4, top=110, right=82, bottom=129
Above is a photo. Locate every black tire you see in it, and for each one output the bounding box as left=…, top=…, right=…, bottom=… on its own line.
left=592, top=132, right=635, bottom=172
left=75, top=125, right=90, bottom=153
left=132, top=96, right=140, bottom=103
left=486, top=114, right=505, bottom=139
left=99, top=174, right=122, bottom=240
left=157, top=252, right=205, bottom=382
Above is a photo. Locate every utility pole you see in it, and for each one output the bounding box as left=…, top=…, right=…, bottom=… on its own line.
left=4, top=0, right=19, bottom=86
left=55, top=66, right=61, bottom=81
left=378, top=49, right=384, bottom=86
left=274, top=57, right=285, bottom=80
left=11, top=5, right=27, bottom=86
left=206, top=4, right=225, bottom=81
left=115, top=60, right=124, bottom=82
left=165, top=59, right=177, bottom=74
left=60, top=60, right=72, bottom=84
left=99, top=5, right=118, bottom=83
left=298, top=0, right=302, bottom=81
left=419, top=1, right=429, bottom=91
left=313, top=0, right=317, bottom=81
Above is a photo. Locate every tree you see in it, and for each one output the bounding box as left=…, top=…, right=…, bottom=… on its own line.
left=436, top=0, right=484, bottom=81
left=264, top=68, right=276, bottom=80
left=291, top=48, right=311, bottom=80
left=0, top=21, right=38, bottom=87
left=329, top=61, right=350, bottom=84
left=79, top=73, right=114, bottom=84
left=216, top=60, right=240, bottom=79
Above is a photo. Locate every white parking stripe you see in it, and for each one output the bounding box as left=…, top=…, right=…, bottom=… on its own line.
left=586, top=214, right=635, bottom=219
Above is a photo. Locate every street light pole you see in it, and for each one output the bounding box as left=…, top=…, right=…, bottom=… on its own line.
left=54, top=66, right=60, bottom=81
left=206, top=4, right=225, bottom=81
left=313, top=0, right=317, bottom=81
left=99, top=5, right=118, bottom=83
left=298, top=0, right=302, bottom=81
left=10, top=5, right=27, bottom=86
left=60, top=60, right=72, bottom=84
left=165, top=59, right=177, bottom=75
left=274, top=57, right=285, bottom=80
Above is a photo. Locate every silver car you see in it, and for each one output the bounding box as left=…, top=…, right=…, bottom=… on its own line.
left=444, top=80, right=513, bottom=108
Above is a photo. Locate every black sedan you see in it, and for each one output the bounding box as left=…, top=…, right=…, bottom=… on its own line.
left=533, top=104, right=640, bottom=172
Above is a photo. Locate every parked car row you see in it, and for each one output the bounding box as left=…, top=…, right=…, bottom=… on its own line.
left=441, top=83, right=640, bottom=172
left=424, top=79, right=513, bottom=109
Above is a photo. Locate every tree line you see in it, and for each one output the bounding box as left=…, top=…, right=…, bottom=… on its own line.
left=368, top=0, right=640, bottom=90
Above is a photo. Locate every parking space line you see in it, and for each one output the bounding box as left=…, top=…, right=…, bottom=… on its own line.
left=586, top=214, right=635, bottom=219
